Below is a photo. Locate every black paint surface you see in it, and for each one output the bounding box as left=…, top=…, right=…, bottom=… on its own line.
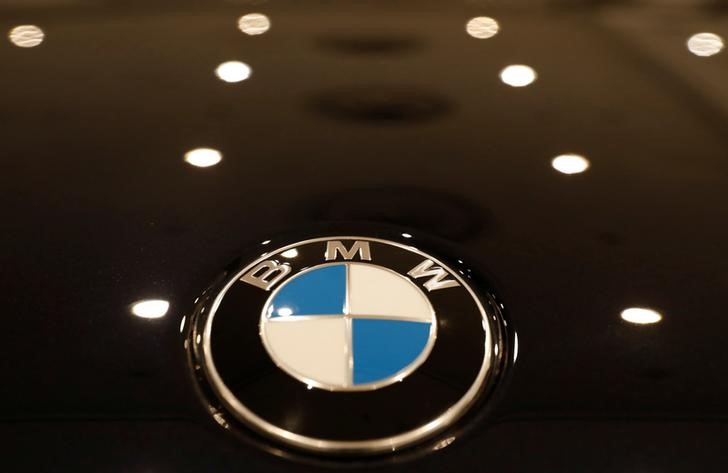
left=3, top=0, right=728, bottom=470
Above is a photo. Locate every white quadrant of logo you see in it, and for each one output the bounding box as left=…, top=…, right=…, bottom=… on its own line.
left=259, top=262, right=436, bottom=390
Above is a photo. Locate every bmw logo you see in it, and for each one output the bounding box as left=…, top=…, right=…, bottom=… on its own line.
left=186, top=234, right=508, bottom=457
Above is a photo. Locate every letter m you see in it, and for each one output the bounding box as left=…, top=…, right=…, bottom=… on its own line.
left=325, top=240, right=372, bottom=261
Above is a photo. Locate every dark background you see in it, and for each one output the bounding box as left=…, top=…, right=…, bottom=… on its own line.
left=2, top=0, right=728, bottom=471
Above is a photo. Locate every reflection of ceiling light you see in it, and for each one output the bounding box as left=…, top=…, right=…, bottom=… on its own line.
left=621, top=307, right=662, bottom=325
left=687, top=32, right=724, bottom=57
left=238, top=13, right=270, bottom=35
left=433, top=436, right=456, bottom=451
left=131, top=299, right=170, bottom=319
left=184, top=148, right=222, bottom=167
left=281, top=249, right=299, bottom=258
left=8, top=25, right=44, bottom=48
left=215, top=61, right=252, bottom=83
left=465, top=17, right=499, bottom=39
left=551, top=154, right=590, bottom=175
left=499, top=65, right=537, bottom=87
left=277, top=307, right=293, bottom=317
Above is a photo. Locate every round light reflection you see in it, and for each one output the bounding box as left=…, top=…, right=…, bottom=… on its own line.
left=184, top=148, right=222, bottom=167
left=466, top=17, right=499, bottom=39
left=687, top=32, right=724, bottom=57
left=280, top=249, right=299, bottom=258
left=8, top=25, right=44, bottom=48
left=215, top=61, right=252, bottom=83
left=131, top=299, right=170, bottom=319
left=500, top=65, right=537, bottom=87
left=551, top=154, right=590, bottom=175
left=238, top=13, right=270, bottom=35
left=621, top=307, right=662, bottom=325
left=277, top=307, right=293, bottom=317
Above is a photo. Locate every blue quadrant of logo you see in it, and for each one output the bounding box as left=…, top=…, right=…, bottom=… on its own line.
left=352, top=319, right=431, bottom=385
left=268, top=264, right=346, bottom=317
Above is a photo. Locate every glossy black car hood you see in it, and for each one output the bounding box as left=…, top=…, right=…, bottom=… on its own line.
left=3, top=0, right=728, bottom=471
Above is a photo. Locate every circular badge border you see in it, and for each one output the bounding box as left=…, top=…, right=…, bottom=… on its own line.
left=194, top=236, right=500, bottom=455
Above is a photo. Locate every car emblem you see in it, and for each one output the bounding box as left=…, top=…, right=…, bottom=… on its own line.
left=186, top=235, right=507, bottom=456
